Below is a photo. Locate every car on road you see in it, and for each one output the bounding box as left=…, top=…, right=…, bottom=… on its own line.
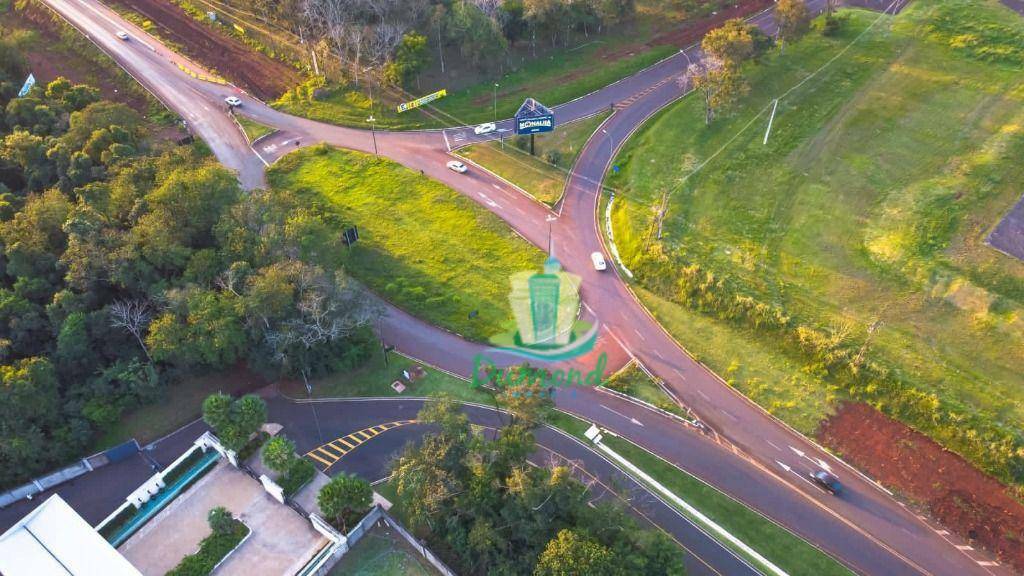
left=474, top=122, right=496, bottom=135
left=224, top=96, right=242, bottom=108
left=446, top=160, right=468, bottom=174
left=591, top=252, right=607, bottom=271
left=809, top=470, right=843, bottom=495
left=116, top=31, right=129, bottom=40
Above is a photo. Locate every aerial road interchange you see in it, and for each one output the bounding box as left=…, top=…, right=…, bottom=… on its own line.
left=12, top=0, right=1013, bottom=573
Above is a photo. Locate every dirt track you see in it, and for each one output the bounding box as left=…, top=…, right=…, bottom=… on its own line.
left=819, top=402, right=1024, bottom=573
left=108, top=0, right=301, bottom=100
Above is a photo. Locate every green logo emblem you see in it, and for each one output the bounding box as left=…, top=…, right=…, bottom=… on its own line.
left=488, top=253, right=599, bottom=361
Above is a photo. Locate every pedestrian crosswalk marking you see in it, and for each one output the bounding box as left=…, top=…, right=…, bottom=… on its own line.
left=304, top=420, right=418, bottom=470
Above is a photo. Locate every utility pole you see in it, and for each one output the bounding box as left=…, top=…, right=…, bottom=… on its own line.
left=367, top=115, right=378, bottom=157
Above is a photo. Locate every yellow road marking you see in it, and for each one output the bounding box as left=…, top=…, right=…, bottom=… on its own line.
left=304, top=420, right=419, bottom=471
left=307, top=451, right=333, bottom=466
left=318, top=445, right=343, bottom=458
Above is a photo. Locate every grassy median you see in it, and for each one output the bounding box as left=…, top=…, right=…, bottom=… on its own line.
left=268, top=145, right=545, bottom=342
left=459, top=112, right=610, bottom=206
left=607, top=3, right=1024, bottom=483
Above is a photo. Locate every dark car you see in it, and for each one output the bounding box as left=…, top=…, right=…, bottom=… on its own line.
left=810, top=470, right=843, bottom=495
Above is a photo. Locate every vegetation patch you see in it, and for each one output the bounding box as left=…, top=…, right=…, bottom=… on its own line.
left=268, top=145, right=545, bottom=342
left=603, top=363, right=685, bottom=416
left=233, top=114, right=274, bottom=143
left=609, top=4, right=1024, bottom=488
left=166, top=507, right=249, bottom=576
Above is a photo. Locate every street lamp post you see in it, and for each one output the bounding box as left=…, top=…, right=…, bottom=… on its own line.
left=367, top=115, right=378, bottom=157
left=493, top=83, right=498, bottom=122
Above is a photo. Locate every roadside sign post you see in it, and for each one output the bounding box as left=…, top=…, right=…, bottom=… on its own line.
left=367, top=115, right=378, bottom=157
left=514, top=98, right=556, bottom=154
left=397, top=89, right=447, bottom=113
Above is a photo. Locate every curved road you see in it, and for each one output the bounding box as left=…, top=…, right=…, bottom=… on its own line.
left=37, top=0, right=1007, bottom=574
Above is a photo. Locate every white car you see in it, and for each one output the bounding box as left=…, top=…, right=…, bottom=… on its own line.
left=446, top=160, right=468, bottom=174
left=474, top=122, right=496, bottom=135
left=116, top=31, right=129, bottom=40
left=591, top=251, right=607, bottom=271
left=224, top=96, right=242, bottom=108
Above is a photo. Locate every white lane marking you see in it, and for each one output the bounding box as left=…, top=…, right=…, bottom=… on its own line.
left=263, top=143, right=278, bottom=153
left=978, top=561, right=999, bottom=566
left=765, top=439, right=781, bottom=451
left=654, top=349, right=664, bottom=360
left=606, top=328, right=634, bottom=361
left=477, top=192, right=500, bottom=208
left=696, top=390, right=710, bottom=401
left=633, top=328, right=646, bottom=341
left=593, top=440, right=791, bottom=576
left=491, top=184, right=502, bottom=190
left=719, top=408, right=739, bottom=421
left=776, top=461, right=818, bottom=489
left=935, top=530, right=949, bottom=536
left=790, top=446, right=832, bottom=471
left=956, top=545, right=974, bottom=551
left=600, top=404, right=644, bottom=427
left=673, top=368, right=685, bottom=378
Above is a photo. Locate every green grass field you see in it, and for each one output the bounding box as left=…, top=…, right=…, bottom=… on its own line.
left=602, top=362, right=686, bottom=416
left=92, top=369, right=266, bottom=449
left=279, top=350, right=493, bottom=405
left=234, top=114, right=274, bottom=143
left=328, top=526, right=438, bottom=576
left=458, top=112, right=610, bottom=205
left=608, top=3, right=1024, bottom=483
left=268, top=145, right=544, bottom=342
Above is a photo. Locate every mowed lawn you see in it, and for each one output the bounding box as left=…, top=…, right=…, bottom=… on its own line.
left=268, top=146, right=544, bottom=342
left=458, top=112, right=610, bottom=205
left=609, top=1, right=1024, bottom=475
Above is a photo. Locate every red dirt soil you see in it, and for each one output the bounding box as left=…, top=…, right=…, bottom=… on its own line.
left=818, top=402, right=1024, bottom=572
left=3, top=5, right=150, bottom=111
left=107, top=0, right=302, bottom=100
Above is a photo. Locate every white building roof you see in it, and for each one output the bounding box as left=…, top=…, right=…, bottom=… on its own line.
left=0, top=495, right=141, bottom=576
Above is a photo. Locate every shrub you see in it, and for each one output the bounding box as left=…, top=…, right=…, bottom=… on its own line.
left=261, top=436, right=297, bottom=474
left=822, top=14, right=845, bottom=37
left=543, top=150, right=563, bottom=167
left=166, top=509, right=248, bottom=576
left=279, top=459, right=316, bottom=497
left=207, top=507, right=234, bottom=535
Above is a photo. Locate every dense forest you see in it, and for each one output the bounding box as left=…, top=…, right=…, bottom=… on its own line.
left=395, top=397, right=686, bottom=575
left=226, top=0, right=637, bottom=81
left=0, top=36, right=379, bottom=489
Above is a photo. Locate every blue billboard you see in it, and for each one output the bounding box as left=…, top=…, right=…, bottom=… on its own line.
left=515, top=98, right=555, bottom=135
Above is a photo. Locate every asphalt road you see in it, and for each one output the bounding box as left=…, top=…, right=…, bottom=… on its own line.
left=32, top=0, right=1009, bottom=574
left=269, top=397, right=759, bottom=576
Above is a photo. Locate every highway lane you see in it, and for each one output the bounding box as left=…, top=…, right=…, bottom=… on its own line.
left=35, top=0, right=1008, bottom=573
left=268, top=396, right=757, bottom=576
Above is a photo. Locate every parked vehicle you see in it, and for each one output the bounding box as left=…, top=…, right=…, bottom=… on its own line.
left=224, top=96, right=242, bottom=107
left=474, top=122, right=496, bottom=135
left=591, top=252, right=607, bottom=271
left=809, top=470, right=843, bottom=495
left=446, top=160, right=468, bottom=174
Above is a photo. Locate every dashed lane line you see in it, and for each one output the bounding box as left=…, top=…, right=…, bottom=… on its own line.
left=304, top=420, right=417, bottom=471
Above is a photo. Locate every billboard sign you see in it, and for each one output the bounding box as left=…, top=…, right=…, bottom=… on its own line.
left=397, top=89, right=447, bottom=113
left=514, top=98, right=555, bottom=135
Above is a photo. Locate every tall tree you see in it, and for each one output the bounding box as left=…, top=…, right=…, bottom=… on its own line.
left=534, top=529, right=618, bottom=576
left=701, top=19, right=756, bottom=69
left=776, top=0, right=812, bottom=45
left=317, top=472, right=372, bottom=530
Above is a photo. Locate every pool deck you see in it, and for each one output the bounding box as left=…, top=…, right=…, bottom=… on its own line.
left=120, top=461, right=327, bottom=576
